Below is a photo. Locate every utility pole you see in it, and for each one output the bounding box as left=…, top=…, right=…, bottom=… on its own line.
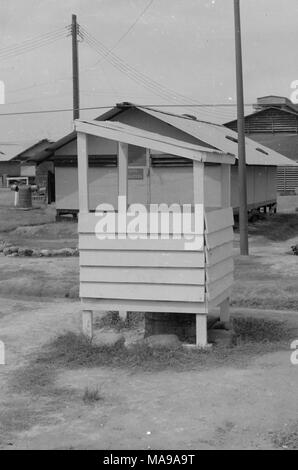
left=71, top=14, right=80, bottom=120
left=233, top=0, right=248, bottom=255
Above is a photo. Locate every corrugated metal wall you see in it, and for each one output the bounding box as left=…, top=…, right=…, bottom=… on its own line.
left=277, top=166, right=298, bottom=193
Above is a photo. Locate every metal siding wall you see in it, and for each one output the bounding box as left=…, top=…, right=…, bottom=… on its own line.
left=150, top=167, right=193, bottom=205
left=55, top=166, right=118, bottom=210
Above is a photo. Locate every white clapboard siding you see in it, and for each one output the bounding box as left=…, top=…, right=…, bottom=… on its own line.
left=206, top=273, right=234, bottom=301
left=205, top=241, right=233, bottom=266
left=204, top=208, right=234, bottom=304
left=206, top=258, right=234, bottom=283
left=80, top=250, right=205, bottom=268
left=205, top=227, right=234, bottom=250
left=80, top=266, right=205, bottom=285
left=79, top=234, right=203, bottom=251
left=80, top=282, right=205, bottom=302
left=81, top=298, right=208, bottom=314
left=208, top=287, right=232, bottom=309
left=204, top=207, right=234, bottom=233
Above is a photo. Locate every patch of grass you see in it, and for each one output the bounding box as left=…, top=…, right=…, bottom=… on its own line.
left=82, top=386, right=103, bottom=404
left=272, top=422, right=298, bottom=450
left=0, top=206, right=55, bottom=233
left=232, top=317, right=290, bottom=343
left=247, top=213, right=298, bottom=241
left=95, top=311, right=144, bottom=331
left=232, top=256, right=298, bottom=311
left=23, top=317, right=290, bottom=375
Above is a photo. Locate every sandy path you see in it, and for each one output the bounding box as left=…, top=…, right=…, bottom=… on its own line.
left=0, top=297, right=297, bottom=450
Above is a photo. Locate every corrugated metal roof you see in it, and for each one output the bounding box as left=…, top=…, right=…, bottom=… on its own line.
left=137, top=106, right=297, bottom=167
left=75, top=119, right=234, bottom=164
left=24, top=102, right=298, bottom=167
left=0, top=143, right=28, bottom=161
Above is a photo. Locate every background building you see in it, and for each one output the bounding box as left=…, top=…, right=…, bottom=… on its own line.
left=225, top=96, right=298, bottom=194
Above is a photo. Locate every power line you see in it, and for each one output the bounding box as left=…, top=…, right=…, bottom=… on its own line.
left=104, top=0, right=155, bottom=53
left=0, top=105, right=113, bottom=117
left=0, top=27, right=70, bottom=61
left=0, top=32, right=68, bottom=60
left=79, top=27, right=233, bottom=121
left=0, top=103, right=237, bottom=126
left=0, top=26, right=69, bottom=55
left=80, top=28, right=237, bottom=121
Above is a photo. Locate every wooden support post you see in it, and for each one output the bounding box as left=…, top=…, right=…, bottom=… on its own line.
left=119, top=310, right=128, bottom=321
left=193, top=161, right=204, bottom=205
left=118, top=141, right=128, bottom=319
left=193, top=161, right=207, bottom=347
left=221, top=164, right=231, bottom=208
left=196, top=314, right=208, bottom=348
left=77, top=132, right=89, bottom=213
left=118, top=141, right=128, bottom=201
left=82, top=310, right=93, bottom=340
left=220, top=297, right=230, bottom=323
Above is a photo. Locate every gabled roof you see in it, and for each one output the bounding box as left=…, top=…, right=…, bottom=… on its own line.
left=254, top=95, right=298, bottom=113
left=225, top=105, right=298, bottom=127
left=29, top=102, right=297, bottom=167
left=131, top=105, right=296, bottom=166
left=75, top=119, right=234, bottom=164
left=0, top=143, right=27, bottom=162
left=9, top=139, right=54, bottom=163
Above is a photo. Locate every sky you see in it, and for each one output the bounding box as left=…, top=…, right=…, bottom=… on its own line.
left=0, top=0, right=298, bottom=146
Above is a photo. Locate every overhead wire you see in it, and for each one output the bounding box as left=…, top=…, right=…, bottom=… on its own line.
left=0, top=26, right=70, bottom=61
left=78, top=26, right=234, bottom=121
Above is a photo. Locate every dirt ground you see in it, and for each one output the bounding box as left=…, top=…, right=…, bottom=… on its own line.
left=0, top=296, right=298, bottom=450
left=0, top=202, right=298, bottom=449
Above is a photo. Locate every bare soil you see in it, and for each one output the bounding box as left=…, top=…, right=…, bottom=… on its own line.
left=0, top=297, right=297, bottom=450
left=0, top=202, right=297, bottom=449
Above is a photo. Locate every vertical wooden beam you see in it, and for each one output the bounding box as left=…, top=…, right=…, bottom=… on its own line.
left=118, top=141, right=128, bottom=320
left=193, top=160, right=207, bottom=347
left=82, top=310, right=93, bottom=340
left=221, top=164, right=231, bottom=208
left=119, top=310, right=128, bottom=321
left=118, top=142, right=128, bottom=201
left=146, top=148, right=151, bottom=206
left=77, top=132, right=89, bottom=213
left=220, top=297, right=230, bottom=323
left=196, top=315, right=208, bottom=348
left=193, top=160, right=204, bottom=205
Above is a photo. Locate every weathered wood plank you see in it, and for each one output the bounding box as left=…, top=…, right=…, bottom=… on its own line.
left=81, top=298, right=207, bottom=314
left=80, top=282, right=205, bottom=302
left=80, top=249, right=205, bottom=268
left=205, top=227, right=234, bottom=250
left=208, top=287, right=232, bottom=309
left=205, top=207, right=234, bottom=234
left=206, top=273, right=234, bottom=301
left=205, top=241, right=233, bottom=266
left=80, top=266, right=205, bottom=285
left=206, top=258, right=234, bottom=283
